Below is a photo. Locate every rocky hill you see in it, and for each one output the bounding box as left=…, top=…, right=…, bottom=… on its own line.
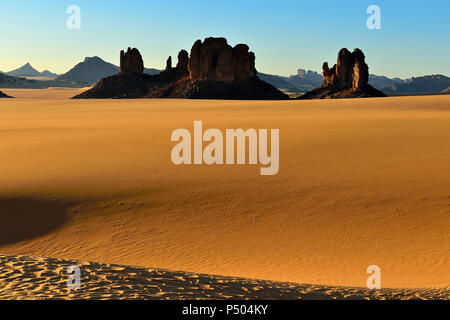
left=299, top=48, right=386, bottom=99
left=6, top=63, right=58, bottom=78
left=74, top=38, right=289, bottom=100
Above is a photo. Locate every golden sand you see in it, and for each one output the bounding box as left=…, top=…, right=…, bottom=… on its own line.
left=0, top=88, right=449, bottom=292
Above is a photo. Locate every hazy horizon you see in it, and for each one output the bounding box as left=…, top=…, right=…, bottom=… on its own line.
left=1, top=0, right=449, bottom=78
left=2, top=57, right=449, bottom=80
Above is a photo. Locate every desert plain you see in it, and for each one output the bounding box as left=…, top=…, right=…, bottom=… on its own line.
left=0, top=88, right=449, bottom=299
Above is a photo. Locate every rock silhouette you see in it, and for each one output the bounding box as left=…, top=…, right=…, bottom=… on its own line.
left=74, top=38, right=288, bottom=100
left=322, top=62, right=337, bottom=87
left=120, top=48, right=144, bottom=74
left=299, top=48, right=385, bottom=99
left=176, top=50, right=189, bottom=76
left=336, top=48, right=355, bottom=89
left=352, top=49, right=369, bottom=90
left=163, top=50, right=190, bottom=77
left=0, top=90, right=12, bottom=98
left=188, top=37, right=256, bottom=82
left=165, top=56, right=172, bottom=72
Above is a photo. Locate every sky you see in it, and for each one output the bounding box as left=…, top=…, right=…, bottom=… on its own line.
left=0, top=0, right=449, bottom=78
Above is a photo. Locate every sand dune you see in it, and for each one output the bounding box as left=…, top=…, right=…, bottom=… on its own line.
left=0, top=89, right=449, bottom=294
left=1, top=254, right=447, bottom=300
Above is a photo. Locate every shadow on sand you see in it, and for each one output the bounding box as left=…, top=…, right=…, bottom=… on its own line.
left=0, top=198, right=71, bottom=246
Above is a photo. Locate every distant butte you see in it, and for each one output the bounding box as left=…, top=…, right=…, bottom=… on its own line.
left=299, top=48, right=386, bottom=99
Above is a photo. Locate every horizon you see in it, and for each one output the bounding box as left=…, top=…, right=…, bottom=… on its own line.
left=3, top=57, right=449, bottom=80
left=1, top=0, right=449, bottom=79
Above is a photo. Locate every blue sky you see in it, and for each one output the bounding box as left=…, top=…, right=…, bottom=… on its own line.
left=0, top=0, right=449, bottom=78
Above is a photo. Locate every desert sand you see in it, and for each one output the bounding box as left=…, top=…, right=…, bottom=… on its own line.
left=0, top=88, right=449, bottom=298
left=1, top=254, right=447, bottom=300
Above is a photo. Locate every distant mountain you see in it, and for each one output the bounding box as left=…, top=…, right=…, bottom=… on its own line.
left=383, top=75, right=450, bottom=94
left=57, top=56, right=160, bottom=85
left=257, top=73, right=294, bottom=90
left=6, top=63, right=59, bottom=78
left=297, top=69, right=322, bottom=83
left=40, top=70, right=59, bottom=78
left=56, top=57, right=119, bottom=85
left=369, top=74, right=406, bottom=90
left=0, top=72, right=84, bottom=89
left=6, top=63, right=41, bottom=77
left=286, top=74, right=322, bottom=87
left=143, top=67, right=161, bottom=76
left=257, top=72, right=321, bottom=95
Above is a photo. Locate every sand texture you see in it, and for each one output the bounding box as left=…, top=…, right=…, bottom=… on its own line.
left=0, top=88, right=449, bottom=298
left=1, top=254, right=448, bottom=300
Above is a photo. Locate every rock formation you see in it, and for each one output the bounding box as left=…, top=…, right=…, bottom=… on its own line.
left=322, top=62, right=337, bottom=87
left=352, top=49, right=369, bottom=90
left=165, top=56, right=172, bottom=72
left=188, top=37, right=257, bottom=83
left=299, top=48, right=385, bottom=99
left=150, top=38, right=285, bottom=99
left=120, top=47, right=144, bottom=74
left=336, top=48, right=355, bottom=89
left=162, top=50, right=190, bottom=77
left=74, top=38, right=288, bottom=100
left=176, top=50, right=189, bottom=76
left=0, top=90, right=12, bottom=98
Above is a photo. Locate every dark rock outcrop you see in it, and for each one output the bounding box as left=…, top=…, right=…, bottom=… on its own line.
left=165, top=56, right=172, bottom=72
left=148, top=77, right=288, bottom=100
left=299, top=48, right=385, bottom=99
left=74, top=38, right=288, bottom=100
left=74, top=48, right=190, bottom=99
left=336, top=48, right=355, bottom=89
left=188, top=37, right=257, bottom=82
left=120, top=48, right=144, bottom=74
left=0, top=90, right=12, bottom=98
left=176, top=50, right=189, bottom=76
left=322, top=62, right=337, bottom=87
left=163, top=50, right=190, bottom=77
left=352, top=49, right=369, bottom=90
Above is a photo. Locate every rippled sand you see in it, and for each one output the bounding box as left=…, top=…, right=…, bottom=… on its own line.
left=1, top=254, right=448, bottom=300
left=0, top=89, right=449, bottom=296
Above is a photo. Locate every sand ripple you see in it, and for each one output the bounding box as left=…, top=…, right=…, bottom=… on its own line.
left=0, top=254, right=448, bottom=300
